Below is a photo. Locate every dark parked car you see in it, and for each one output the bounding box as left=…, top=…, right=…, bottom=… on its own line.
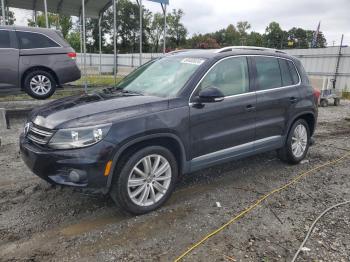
left=0, top=26, right=81, bottom=99
left=20, top=47, right=318, bottom=214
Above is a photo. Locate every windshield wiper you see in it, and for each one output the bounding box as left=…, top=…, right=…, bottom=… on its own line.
left=102, top=87, right=143, bottom=96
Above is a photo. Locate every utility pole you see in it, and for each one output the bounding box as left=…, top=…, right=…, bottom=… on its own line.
left=1, top=0, right=5, bottom=25
left=44, top=0, right=49, bottom=28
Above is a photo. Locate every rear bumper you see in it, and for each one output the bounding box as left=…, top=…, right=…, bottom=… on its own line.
left=55, top=62, right=81, bottom=84
left=20, top=134, right=115, bottom=191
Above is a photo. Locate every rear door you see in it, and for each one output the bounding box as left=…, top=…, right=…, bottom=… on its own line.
left=0, top=29, right=19, bottom=90
left=189, top=56, right=256, bottom=170
left=252, top=56, right=301, bottom=149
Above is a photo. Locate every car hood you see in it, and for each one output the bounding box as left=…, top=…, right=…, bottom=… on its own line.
left=29, top=92, right=169, bottom=129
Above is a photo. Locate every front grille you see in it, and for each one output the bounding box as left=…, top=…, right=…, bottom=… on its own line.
left=27, top=124, right=54, bottom=145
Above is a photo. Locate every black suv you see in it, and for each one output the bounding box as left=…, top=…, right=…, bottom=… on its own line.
left=20, top=47, right=318, bottom=214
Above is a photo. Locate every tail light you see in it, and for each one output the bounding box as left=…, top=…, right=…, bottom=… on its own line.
left=67, top=52, right=77, bottom=60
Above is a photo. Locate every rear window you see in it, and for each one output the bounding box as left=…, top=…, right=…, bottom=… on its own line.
left=278, top=59, right=294, bottom=86
left=17, top=31, right=60, bottom=49
left=255, top=57, right=282, bottom=90
left=286, top=60, right=300, bottom=84
left=0, top=30, right=11, bottom=48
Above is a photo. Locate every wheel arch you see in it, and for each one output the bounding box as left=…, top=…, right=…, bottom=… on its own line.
left=21, top=66, right=59, bottom=90
left=106, top=133, right=189, bottom=192
left=287, top=112, right=316, bottom=137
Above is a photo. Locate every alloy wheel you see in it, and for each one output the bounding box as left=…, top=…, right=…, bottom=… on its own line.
left=30, top=75, right=52, bottom=96
left=291, top=124, right=308, bottom=158
left=127, top=154, right=172, bottom=207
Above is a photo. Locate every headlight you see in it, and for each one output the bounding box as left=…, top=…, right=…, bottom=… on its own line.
left=48, top=124, right=111, bottom=149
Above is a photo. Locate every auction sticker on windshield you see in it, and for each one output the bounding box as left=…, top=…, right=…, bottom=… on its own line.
left=181, top=58, right=205, bottom=65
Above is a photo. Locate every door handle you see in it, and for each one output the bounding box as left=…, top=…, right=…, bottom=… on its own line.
left=290, top=97, right=298, bottom=103
left=245, top=104, right=255, bottom=112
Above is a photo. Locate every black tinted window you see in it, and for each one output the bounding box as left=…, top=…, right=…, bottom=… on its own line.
left=17, top=31, right=60, bottom=49
left=0, top=30, right=11, bottom=48
left=255, top=57, right=282, bottom=90
left=279, top=59, right=294, bottom=86
left=287, top=60, right=300, bottom=84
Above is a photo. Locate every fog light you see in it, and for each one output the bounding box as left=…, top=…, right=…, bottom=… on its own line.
left=68, top=170, right=87, bottom=183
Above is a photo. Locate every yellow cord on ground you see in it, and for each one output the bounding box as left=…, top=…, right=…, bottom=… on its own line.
left=174, top=152, right=350, bottom=262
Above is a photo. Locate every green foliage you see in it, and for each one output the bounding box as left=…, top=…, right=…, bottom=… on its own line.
left=66, top=31, right=81, bottom=52
left=187, top=20, right=327, bottom=50
left=0, top=6, right=15, bottom=25
left=166, top=9, right=187, bottom=48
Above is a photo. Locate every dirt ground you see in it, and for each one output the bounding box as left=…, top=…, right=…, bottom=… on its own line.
left=0, top=101, right=350, bottom=262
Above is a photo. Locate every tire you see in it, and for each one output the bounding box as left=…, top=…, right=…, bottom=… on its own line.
left=334, top=98, right=340, bottom=106
left=110, top=146, right=178, bottom=215
left=320, top=99, right=328, bottom=107
left=24, top=70, right=56, bottom=99
left=277, top=119, right=310, bottom=165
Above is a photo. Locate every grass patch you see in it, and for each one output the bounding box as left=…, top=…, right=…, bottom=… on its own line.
left=342, top=91, right=350, bottom=100
left=73, top=75, right=123, bottom=87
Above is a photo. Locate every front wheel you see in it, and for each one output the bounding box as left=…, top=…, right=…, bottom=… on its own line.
left=278, top=119, right=310, bottom=165
left=110, top=146, right=178, bottom=215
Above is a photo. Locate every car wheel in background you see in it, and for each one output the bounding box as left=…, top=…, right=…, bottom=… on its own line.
left=278, top=119, right=310, bottom=165
left=320, top=99, right=328, bottom=107
left=334, top=98, right=340, bottom=106
left=110, top=146, right=178, bottom=215
left=24, top=70, right=56, bottom=99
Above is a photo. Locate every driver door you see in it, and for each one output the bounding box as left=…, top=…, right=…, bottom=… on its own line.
left=189, top=56, right=256, bottom=170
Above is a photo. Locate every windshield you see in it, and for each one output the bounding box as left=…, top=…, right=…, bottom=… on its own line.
left=116, top=56, right=206, bottom=97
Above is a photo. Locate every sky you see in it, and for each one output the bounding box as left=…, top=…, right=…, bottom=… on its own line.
left=12, top=0, right=350, bottom=46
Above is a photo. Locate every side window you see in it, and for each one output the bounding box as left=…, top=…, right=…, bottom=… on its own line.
left=286, top=60, right=300, bottom=84
left=0, top=30, right=11, bottom=48
left=17, top=31, right=60, bottom=49
left=278, top=59, right=294, bottom=86
left=255, top=57, right=282, bottom=90
left=198, top=57, right=249, bottom=97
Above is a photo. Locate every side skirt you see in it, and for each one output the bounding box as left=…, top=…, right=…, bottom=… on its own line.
left=189, top=136, right=284, bottom=173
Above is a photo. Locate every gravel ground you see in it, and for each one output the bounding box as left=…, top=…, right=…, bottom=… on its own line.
left=0, top=101, right=349, bottom=262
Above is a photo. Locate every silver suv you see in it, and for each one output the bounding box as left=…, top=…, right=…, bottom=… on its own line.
left=0, top=26, right=81, bottom=99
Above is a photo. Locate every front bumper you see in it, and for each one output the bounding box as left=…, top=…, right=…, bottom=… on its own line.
left=20, top=134, right=116, bottom=190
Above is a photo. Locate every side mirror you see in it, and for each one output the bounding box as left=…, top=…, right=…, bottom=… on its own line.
left=198, top=87, right=225, bottom=103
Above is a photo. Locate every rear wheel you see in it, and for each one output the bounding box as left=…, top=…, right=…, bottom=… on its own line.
left=24, top=70, right=56, bottom=99
left=278, top=119, right=310, bottom=164
left=110, top=146, right=178, bottom=215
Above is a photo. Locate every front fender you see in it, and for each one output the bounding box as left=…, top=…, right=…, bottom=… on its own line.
left=104, top=133, right=189, bottom=193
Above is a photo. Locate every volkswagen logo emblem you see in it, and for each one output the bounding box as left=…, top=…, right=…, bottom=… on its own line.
left=24, top=122, right=32, bottom=136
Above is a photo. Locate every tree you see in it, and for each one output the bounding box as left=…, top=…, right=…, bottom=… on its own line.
left=59, top=16, right=73, bottom=38
left=28, top=13, right=59, bottom=28
left=0, top=6, right=15, bottom=25
left=237, top=21, right=251, bottom=45
left=224, top=24, right=240, bottom=46
left=66, top=31, right=81, bottom=52
left=246, top=31, right=264, bottom=46
left=27, top=13, right=72, bottom=38
left=166, top=9, right=187, bottom=48
left=187, top=34, right=220, bottom=49
left=149, top=12, right=165, bottom=52
left=265, top=22, right=285, bottom=48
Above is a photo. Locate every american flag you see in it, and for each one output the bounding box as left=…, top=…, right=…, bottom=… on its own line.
left=312, top=21, right=321, bottom=48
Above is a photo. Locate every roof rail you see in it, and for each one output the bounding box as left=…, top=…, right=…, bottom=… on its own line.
left=214, top=46, right=286, bottom=54
left=165, top=49, right=196, bottom=55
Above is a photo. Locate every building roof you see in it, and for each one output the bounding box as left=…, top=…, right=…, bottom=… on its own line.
left=6, top=0, right=112, bottom=18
